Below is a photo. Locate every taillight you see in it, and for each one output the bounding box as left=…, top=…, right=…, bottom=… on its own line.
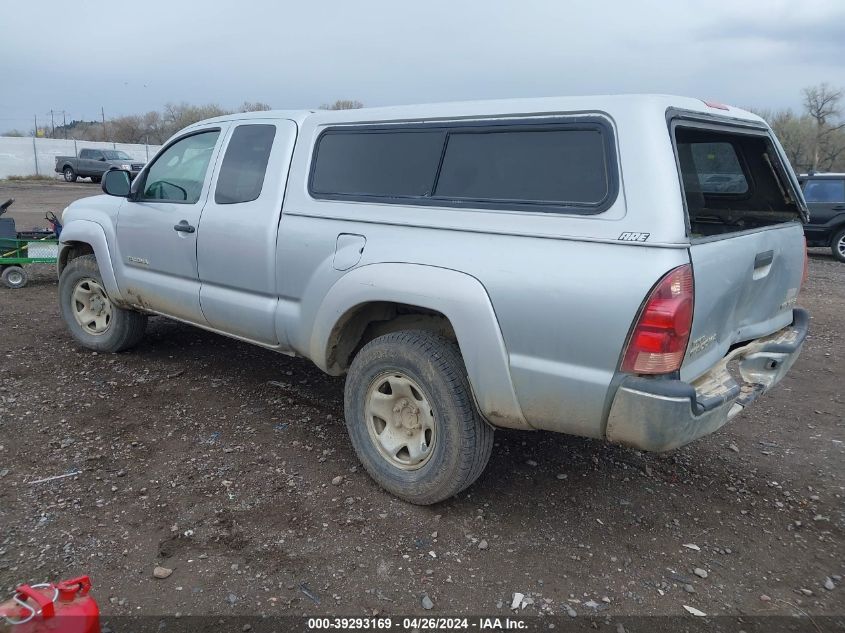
left=621, top=265, right=694, bottom=375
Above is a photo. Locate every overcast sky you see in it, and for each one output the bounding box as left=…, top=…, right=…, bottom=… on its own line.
left=1, top=0, right=843, bottom=131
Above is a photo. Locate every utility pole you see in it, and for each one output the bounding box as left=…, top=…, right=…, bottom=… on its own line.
left=101, top=107, right=106, bottom=141
left=32, top=115, right=40, bottom=175
left=62, top=110, right=67, bottom=139
left=50, top=110, right=55, bottom=138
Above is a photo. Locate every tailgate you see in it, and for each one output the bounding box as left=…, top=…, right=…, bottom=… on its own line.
left=682, top=223, right=805, bottom=382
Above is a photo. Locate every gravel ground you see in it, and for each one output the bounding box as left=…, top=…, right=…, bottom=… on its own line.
left=0, top=180, right=842, bottom=619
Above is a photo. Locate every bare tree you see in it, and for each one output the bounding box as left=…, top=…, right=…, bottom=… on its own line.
left=818, top=127, right=845, bottom=170
left=110, top=114, right=147, bottom=144
left=1, top=129, right=26, bottom=137
left=750, top=85, right=845, bottom=173
left=768, top=109, right=814, bottom=172
left=139, top=111, right=165, bottom=144
left=320, top=99, right=364, bottom=110
left=240, top=101, right=272, bottom=112
left=802, top=83, right=845, bottom=170
left=162, top=102, right=231, bottom=136
left=64, top=121, right=100, bottom=141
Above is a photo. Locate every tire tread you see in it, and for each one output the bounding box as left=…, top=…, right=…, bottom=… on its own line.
left=345, top=329, right=493, bottom=504
left=831, top=227, right=845, bottom=263
left=59, top=254, right=147, bottom=352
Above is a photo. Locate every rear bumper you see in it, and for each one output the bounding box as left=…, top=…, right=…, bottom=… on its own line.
left=605, top=308, right=809, bottom=452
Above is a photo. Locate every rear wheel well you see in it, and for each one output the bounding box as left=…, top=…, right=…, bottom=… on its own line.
left=326, top=302, right=457, bottom=374
left=58, top=242, right=94, bottom=275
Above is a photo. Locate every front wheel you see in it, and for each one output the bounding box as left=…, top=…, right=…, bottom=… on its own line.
left=58, top=254, right=147, bottom=352
left=90, top=176, right=101, bottom=184
left=344, top=330, right=494, bottom=505
left=831, top=227, right=845, bottom=263
left=63, top=167, right=77, bottom=182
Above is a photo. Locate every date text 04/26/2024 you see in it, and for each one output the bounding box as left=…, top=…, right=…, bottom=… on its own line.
left=306, top=617, right=528, bottom=630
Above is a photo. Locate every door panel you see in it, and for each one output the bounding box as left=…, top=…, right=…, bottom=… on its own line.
left=114, top=127, right=225, bottom=323
left=198, top=120, right=297, bottom=345
left=84, top=151, right=103, bottom=175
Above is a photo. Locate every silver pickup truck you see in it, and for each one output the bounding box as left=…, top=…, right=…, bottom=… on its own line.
left=57, top=95, right=809, bottom=504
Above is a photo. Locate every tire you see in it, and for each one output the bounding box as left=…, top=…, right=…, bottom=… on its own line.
left=344, top=330, right=494, bottom=505
left=1, top=265, right=28, bottom=289
left=91, top=176, right=101, bottom=184
left=831, top=227, right=845, bottom=263
left=58, top=254, right=147, bottom=352
left=63, top=166, right=77, bottom=182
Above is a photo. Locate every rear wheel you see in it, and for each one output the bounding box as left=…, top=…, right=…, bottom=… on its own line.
left=63, top=166, right=77, bottom=182
left=831, top=227, right=845, bottom=263
left=59, top=254, right=147, bottom=352
left=1, top=265, right=28, bottom=289
left=344, top=330, right=494, bottom=505
left=91, top=176, right=101, bottom=184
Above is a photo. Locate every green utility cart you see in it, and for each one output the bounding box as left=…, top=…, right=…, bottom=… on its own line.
left=0, top=198, right=61, bottom=289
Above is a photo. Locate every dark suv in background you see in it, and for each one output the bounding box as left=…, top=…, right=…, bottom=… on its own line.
left=800, top=172, right=845, bottom=262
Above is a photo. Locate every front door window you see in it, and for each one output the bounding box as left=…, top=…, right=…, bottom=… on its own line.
left=142, top=131, right=220, bottom=203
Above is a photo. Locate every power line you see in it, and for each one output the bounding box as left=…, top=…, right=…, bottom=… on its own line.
left=46, top=110, right=70, bottom=138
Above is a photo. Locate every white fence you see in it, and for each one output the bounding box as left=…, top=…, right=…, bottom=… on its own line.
left=0, top=137, right=162, bottom=180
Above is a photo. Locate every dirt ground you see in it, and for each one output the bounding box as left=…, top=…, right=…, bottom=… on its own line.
left=0, top=180, right=842, bottom=619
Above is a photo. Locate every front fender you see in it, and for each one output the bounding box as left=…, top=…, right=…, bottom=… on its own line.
left=310, top=263, right=530, bottom=430
left=59, top=220, right=124, bottom=303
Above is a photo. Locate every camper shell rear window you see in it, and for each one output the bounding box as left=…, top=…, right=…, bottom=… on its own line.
left=308, top=118, right=618, bottom=215
left=672, top=119, right=803, bottom=238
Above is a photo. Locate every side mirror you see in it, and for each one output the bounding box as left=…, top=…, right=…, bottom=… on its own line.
left=98, top=156, right=106, bottom=162
left=102, top=169, right=131, bottom=197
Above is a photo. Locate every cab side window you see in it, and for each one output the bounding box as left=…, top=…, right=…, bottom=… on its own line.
left=214, top=125, right=276, bottom=204
left=142, top=131, right=221, bottom=204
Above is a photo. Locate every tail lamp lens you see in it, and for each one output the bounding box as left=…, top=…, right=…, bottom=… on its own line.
left=621, top=264, right=694, bottom=375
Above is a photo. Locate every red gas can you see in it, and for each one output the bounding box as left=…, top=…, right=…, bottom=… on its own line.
left=0, top=576, right=100, bottom=633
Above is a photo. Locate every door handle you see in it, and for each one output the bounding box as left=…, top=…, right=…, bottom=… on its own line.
left=833, top=205, right=845, bottom=211
left=754, top=250, right=774, bottom=269
left=173, top=220, right=195, bottom=234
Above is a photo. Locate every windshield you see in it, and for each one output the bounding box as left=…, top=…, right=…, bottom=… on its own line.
left=103, top=150, right=132, bottom=160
